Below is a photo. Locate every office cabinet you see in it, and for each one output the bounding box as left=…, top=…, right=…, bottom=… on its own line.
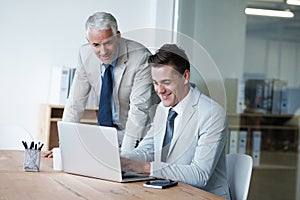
left=228, top=113, right=299, bottom=153
left=227, top=113, right=299, bottom=200
left=39, top=104, right=98, bottom=151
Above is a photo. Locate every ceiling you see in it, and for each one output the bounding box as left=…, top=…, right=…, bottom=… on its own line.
left=246, top=0, right=300, bottom=42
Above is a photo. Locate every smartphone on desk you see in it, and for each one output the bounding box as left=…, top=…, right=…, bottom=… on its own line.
left=143, top=180, right=178, bottom=189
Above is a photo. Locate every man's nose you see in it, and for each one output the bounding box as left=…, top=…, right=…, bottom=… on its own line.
left=97, top=45, right=107, bottom=53
left=156, top=84, right=165, bottom=94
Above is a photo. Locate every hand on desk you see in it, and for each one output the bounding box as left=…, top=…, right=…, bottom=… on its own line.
left=42, top=150, right=53, bottom=158
left=120, top=157, right=150, bottom=175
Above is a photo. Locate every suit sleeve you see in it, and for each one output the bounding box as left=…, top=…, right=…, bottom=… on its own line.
left=120, top=125, right=155, bottom=162
left=121, top=50, right=158, bottom=151
left=62, top=49, right=91, bottom=122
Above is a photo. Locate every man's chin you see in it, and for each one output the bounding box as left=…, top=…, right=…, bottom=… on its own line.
left=162, top=101, right=172, bottom=107
left=99, top=57, right=112, bottom=64
left=101, top=60, right=112, bottom=65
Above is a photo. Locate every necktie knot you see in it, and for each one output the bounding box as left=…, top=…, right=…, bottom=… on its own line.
left=104, top=64, right=112, bottom=78
left=167, top=109, right=177, bottom=121
left=105, top=64, right=112, bottom=70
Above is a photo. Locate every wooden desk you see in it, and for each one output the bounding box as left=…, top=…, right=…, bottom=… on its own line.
left=0, top=151, right=225, bottom=200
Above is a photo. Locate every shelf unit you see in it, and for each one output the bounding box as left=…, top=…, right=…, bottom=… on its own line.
left=39, top=104, right=98, bottom=151
left=228, top=113, right=299, bottom=156
left=227, top=113, right=300, bottom=200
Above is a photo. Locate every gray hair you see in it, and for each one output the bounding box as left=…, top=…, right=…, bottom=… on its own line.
left=85, top=12, right=118, bottom=36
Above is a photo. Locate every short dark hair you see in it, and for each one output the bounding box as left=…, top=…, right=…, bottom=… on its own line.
left=148, top=44, right=190, bottom=75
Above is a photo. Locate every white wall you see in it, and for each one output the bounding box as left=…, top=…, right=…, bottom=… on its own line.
left=0, top=0, right=162, bottom=140
left=122, top=0, right=176, bottom=53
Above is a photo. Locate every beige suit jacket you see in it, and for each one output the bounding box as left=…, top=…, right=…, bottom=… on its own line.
left=122, top=86, right=231, bottom=199
left=63, top=38, right=158, bottom=151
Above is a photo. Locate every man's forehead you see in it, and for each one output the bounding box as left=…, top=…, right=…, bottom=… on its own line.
left=152, top=66, right=181, bottom=76
left=88, top=28, right=114, bottom=43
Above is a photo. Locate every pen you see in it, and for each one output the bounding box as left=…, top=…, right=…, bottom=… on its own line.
left=38, top=143, right=44, bottom=151
left=29, top=141, right=34, bottom=149
left=22, top=141, right=28, bottom=149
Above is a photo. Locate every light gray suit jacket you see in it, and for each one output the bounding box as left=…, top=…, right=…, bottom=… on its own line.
left=122, top=86, right=231, bottom=199
left=63, top=38, right=158, bottom=151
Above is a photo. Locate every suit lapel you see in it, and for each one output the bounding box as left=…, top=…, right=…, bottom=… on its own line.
left=114, top=63, right=126, bottom=94
left=113, top=39, right=127, bottom=104
left=156, top=107, right=168, bottom=146
left=167, top=88, right=200, bottom=158
left=87, top=52, right=102, bottom=95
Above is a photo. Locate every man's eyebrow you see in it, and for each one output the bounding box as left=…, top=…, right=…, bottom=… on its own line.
left=91, top=38, right=114, bottom=46
left=161, top=79, right=171, bottom=82
left=152, top=79, right=171, bottom=83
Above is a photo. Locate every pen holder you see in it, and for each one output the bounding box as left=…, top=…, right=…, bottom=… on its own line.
left=23, top=149, right=41, bottom=172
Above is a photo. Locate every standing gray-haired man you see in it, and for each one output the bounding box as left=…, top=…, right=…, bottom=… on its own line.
left=43, top=12, right=158, bottom=158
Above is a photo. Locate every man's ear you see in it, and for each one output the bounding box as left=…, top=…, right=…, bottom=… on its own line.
left=116, top=31, right=121, bottom=38
left=183, top=69, right=190, bottom=84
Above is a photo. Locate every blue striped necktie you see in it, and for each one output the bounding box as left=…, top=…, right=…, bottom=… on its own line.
left=98, top=65, right=113, bottom=127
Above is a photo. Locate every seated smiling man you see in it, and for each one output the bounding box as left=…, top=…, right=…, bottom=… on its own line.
left=121, top=44, right=231, bottom=199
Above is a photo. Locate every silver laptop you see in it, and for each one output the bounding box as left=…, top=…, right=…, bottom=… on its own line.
left=57, top=121, right=154, bottom=182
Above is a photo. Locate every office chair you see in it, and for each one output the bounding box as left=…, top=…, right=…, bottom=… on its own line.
left=226, top=153, right=253, bottom=200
